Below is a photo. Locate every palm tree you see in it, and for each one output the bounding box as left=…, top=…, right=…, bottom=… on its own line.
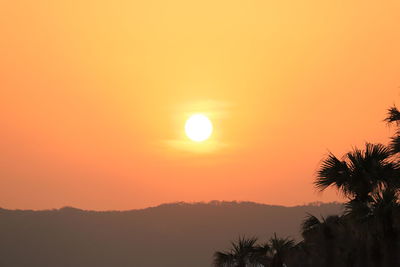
left=213, top=236, right=259, bottom=267
left=370, top=189, right=400, bottom=266
left=385, top=106, right=400, bottom=154
left=213, top=235, right=294, bottom=267
left=252, top=242, right=271, bottom=267
left=315, top=142, right=400, bottom=267
left=214, top=252, right=235, bottom=267
left=315, top=143, right=399, bottom=203
left=301, top=214, right=341, bottom=267
left=214, top=106, right=400, bottom=267
left=269, top=233, right=295, bottom=267
left=343, top=199, right=374, bottom=267
left=341, top=189, right=400, bottom=267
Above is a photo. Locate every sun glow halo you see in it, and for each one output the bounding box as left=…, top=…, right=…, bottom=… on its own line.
left=185, top=114, right=213, bottom=142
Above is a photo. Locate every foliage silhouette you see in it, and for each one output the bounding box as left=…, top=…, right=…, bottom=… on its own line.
left=215, top=105, right=400, bottom=266
left=213, top=236, right=259, bottom=267
left=386, top=105, right=400, bottom=154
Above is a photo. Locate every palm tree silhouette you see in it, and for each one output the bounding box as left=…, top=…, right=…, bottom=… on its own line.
left=213, top=236, right=259, bottom=267
left=385, top=106, right=400, bottom=154
left=315, top=143, right=399, bottom=203
left=214, top=105, right=400, bottom=267
left=213, top=235, right=295, bottom=267
left=301, top=214, right=341, bottom=267
left=252, top=242, right=271, bottom=266
left=370, top=189, right=400, bottom=266
left=315, top=140, right=400, bottom=266
left=269, top=233, right=295, bottom=267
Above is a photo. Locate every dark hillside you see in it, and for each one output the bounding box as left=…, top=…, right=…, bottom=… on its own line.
left=0, top=201, right=342, bottom=267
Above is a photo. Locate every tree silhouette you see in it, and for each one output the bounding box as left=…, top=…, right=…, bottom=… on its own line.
left=385, top=106, right=400, bottom=154
left=269, top=233, right=295, bottom=267
left=301, top=214, right=341, bottom=267
left=315, top=143, right=399, bottom=203
left=214, top=104, right=400, bottom=267
left=213, top=236, right=259, bottom=267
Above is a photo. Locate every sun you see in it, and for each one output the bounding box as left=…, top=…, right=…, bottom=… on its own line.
left=185, top=114, right=213, bottom=142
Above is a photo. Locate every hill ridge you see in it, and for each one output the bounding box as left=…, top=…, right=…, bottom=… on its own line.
left=0, top=201, right=343, bottom=267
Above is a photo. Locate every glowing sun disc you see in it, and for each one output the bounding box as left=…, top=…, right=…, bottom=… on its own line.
left=185, top=114, right=213, bottom=142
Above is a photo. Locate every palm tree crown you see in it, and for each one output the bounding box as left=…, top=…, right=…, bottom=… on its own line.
left=385, top=105, right=400, bottom=154
left=213, top=236, right=259, bottom=267
left=315, top=143, right=399, bottom=202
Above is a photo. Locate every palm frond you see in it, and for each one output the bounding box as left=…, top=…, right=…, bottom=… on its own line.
left=269, top=233, right=295, bottom=254
left=371, top=189, right=399, bottom=209
left=385, top=106, right=400, bottom=124
left=230, top=236, right=258, bottom=255
left=301, top=213, right=321, bottom=236
left=389, top=134, right=400, bottom=154
left=213, top=251, right=235, bottom=267
left=344, top=199, right=371, bottom=220
left=364, top=143, right=391, bottom=162
left=315, top=153, right=350, bottom=195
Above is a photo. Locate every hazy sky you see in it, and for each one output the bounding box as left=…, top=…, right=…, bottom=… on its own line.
left=1, top=1, right=400, bottom=210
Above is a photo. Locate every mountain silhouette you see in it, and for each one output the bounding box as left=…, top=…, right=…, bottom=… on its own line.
left=0, top=201, right=342, bottom=267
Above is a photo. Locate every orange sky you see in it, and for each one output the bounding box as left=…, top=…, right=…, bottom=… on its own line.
left=1, top=1, right=400, bottom=210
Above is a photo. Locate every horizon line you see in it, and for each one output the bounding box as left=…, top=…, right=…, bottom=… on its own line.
left=0, top=200, right=344, bottom=213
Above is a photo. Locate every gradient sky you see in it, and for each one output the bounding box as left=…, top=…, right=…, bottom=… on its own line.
left=1, top=1, right=400, bottom=210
